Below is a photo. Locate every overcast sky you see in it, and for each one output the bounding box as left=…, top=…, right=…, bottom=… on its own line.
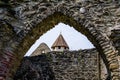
left=25, top=23, right=94, bottom=56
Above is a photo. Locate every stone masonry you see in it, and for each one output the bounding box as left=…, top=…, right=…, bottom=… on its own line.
left=14, top=49, right=101, bottom=80
left=0, top=0, right=120, bottom=79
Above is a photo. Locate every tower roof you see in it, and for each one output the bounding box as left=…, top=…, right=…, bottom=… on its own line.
left=31, top=43, right=51, bottom=56
left=51, top=34, right=69, bottom=49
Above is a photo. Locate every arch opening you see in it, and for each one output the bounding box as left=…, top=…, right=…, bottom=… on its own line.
left=11, top=12, right=111, bottom=79
left=21, top=22, right=108, bottom=80
left=25, top=22, right=95, bottom=56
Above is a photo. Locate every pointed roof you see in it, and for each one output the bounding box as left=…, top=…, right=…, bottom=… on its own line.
left=51, top=34, right=69, bottom=49
left=31, top=43, right=51, bottom=56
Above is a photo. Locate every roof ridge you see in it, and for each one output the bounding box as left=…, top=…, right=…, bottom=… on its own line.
left=51, top=34, right=69, bottom=49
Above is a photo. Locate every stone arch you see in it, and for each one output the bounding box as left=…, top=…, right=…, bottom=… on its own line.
left=11, top=12, right=119, bottom=80
left=0, top=1, right=119, bottom=80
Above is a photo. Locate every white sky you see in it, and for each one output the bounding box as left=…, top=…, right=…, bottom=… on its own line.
left=25, top=23, right=94, bottom=56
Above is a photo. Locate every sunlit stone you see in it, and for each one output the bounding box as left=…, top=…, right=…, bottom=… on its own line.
left=79, top=7, right=86, bottom=13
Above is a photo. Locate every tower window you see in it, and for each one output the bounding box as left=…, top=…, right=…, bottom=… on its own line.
left=58, top=46, right=61, bottom=49
left=41, top=50, right=45, bottom=53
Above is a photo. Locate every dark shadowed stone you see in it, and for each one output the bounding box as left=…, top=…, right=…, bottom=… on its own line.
left=14, top=49, right=106, bottom=80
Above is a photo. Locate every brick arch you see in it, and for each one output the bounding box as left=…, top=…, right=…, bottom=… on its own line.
left=0, top=1, right=119, bottom=80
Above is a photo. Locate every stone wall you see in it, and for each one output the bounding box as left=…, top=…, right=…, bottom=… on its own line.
left=110, top=29, right=120, bottom=55
left=0, top=0, right=120, bottom=79
left=14, top=49, right=103, bottom=80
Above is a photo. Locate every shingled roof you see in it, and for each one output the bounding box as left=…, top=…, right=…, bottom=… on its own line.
left=51, top=34, right=69, bottom=49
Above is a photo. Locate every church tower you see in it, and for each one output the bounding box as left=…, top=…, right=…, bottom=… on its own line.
left=51, top=34, right=69, bottom=51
